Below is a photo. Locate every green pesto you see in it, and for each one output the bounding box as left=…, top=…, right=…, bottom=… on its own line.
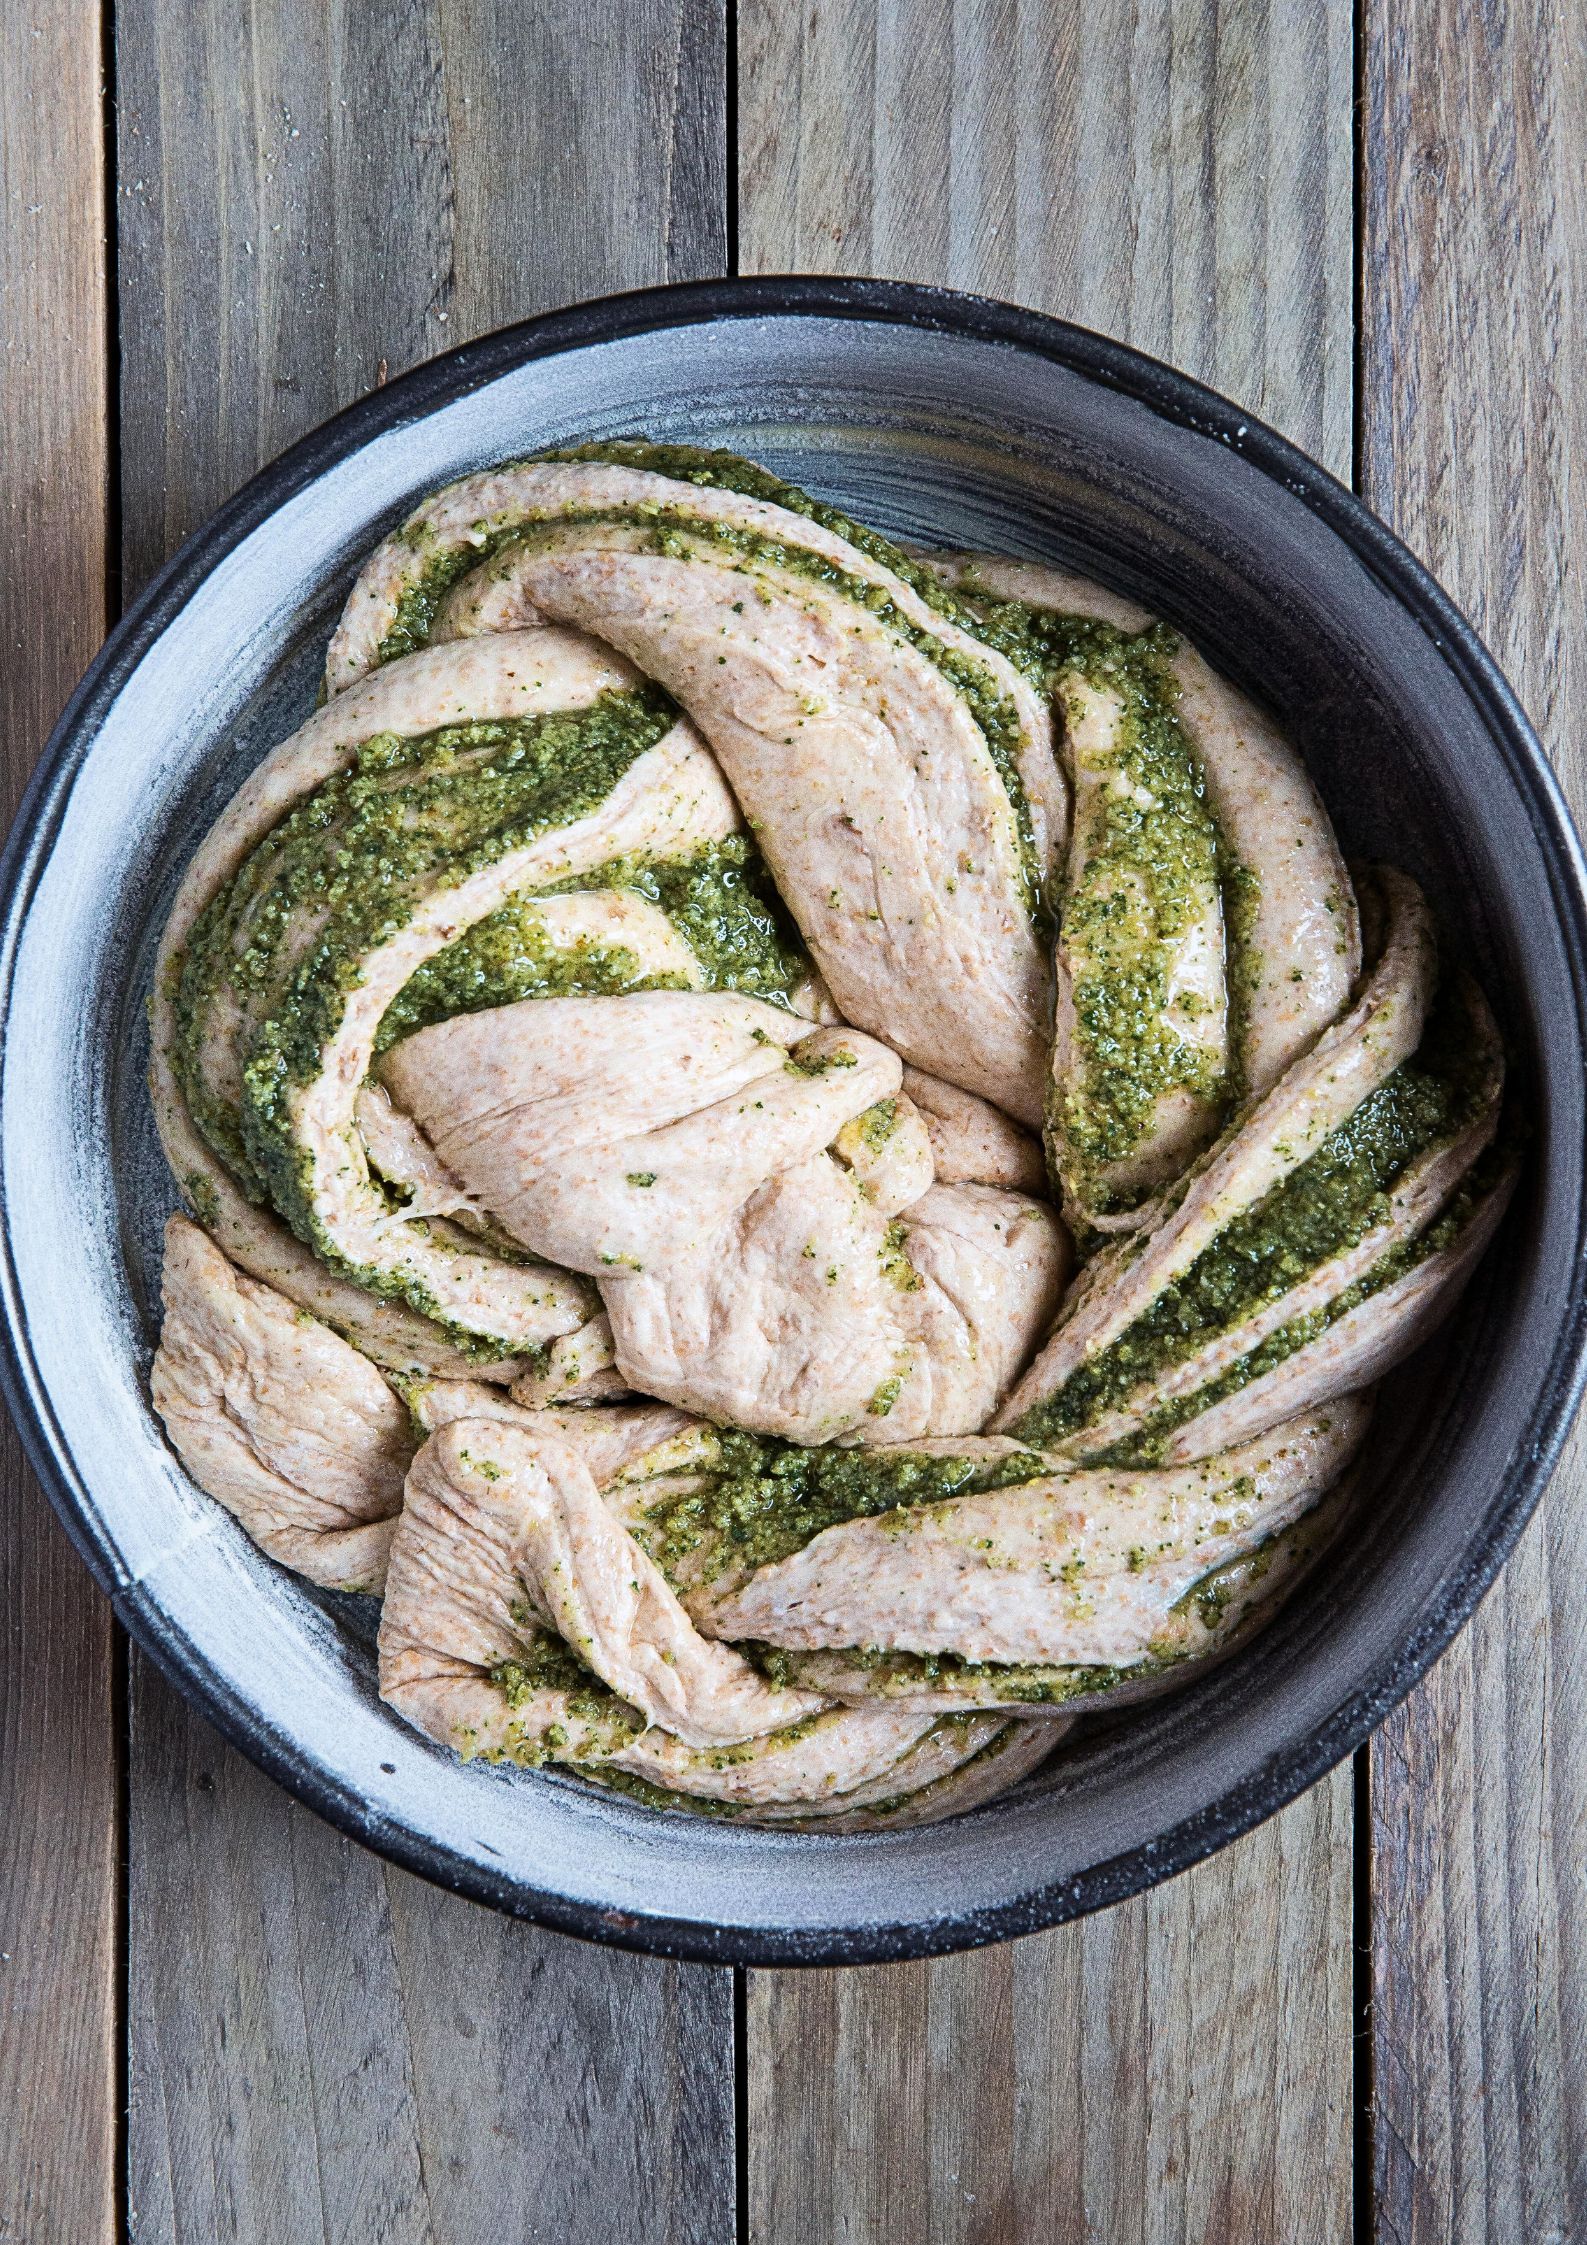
left=377, top=537, right=515, bottom=666
left=573, top=1766, right=746, bottom=1819
left=548, top=506, right=1047, bottom=912
left=182, top=1170, right=221, bottom=1229
left=386, top=827, right=811, bottom=1051
left=375, top=908, right=677, bottom=1050
left=943, top=582, right=1183, bottom=711
left=856, top=1097, right=899, bottom=1152
left=489, top=1634, right=644, bottom=1758
left=1103, top=1136, right=1512, bottom=1463
left=750, top=1639, right=1143, bottom=1708
left=241, top=697, right=672, bottom=1118
left=544, top=831, right=809, bottom=1004
left=176, top=688, right=671, bottom=1328
left=1176, top=1529, right=1278, bottom=1630
left=956, top=595, right=1238, bottom=1213
left=375, top=445, right=1048, bottom=915
left=1049, top=660, right=1227, bottom=1205
left=944, top=574, right=1304, bottom=1189
left=1015, top=986, right=1494, bottom=1452
left=1219, top=854, right=1265, bottom=1105
left=866, top=1372, right=905, bottom=1419
left=484, top=1616, right=990, bottom=1820
left=384, top=1368, right=444, bottom=1441
left=638, top=1430, right=1050, bottom=1586
left=747, top=1522, right=1294, bottom=1708
left=177, top=688, right=673, bottom=1143
left=173, top=778, right=367, bottom=1194
left=684, top=1714, right=830, bottom=1771
left=580, top=1716, right=988, bottom=1822
left=784, top=1044, right=859, bottom=1078
left=540, top=438, right=1030, bottom=656
left=485, top=1633, right=843, bottom=1813
left=576, top=1732, right=898, bottom=1818
left=878, top=1216, right=922, bottom=1292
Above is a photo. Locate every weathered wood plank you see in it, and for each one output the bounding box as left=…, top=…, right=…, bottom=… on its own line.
left=749, top=1788, right=1357, bottom=2245
left=115, top=6, right=734, bottom=2239
left=117, top=0, right=726, bottom=590
left=739, top=0, right=1354, bottom=456
left=128, top=1671, right=736, bottom=2245
left=0, top=2, right=118, bottom=2237
left=1362, top=3, right=1587, bottom=2236
left=740, top=4, right=1358, bottom=2237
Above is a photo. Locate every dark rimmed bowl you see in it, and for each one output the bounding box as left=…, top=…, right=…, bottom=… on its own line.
left=3, top=276, right=1583, bottom=1965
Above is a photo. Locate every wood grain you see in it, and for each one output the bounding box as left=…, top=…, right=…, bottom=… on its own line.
left=740, top=4, right=1360, bottom=2238
left=1362, top=1, right=1587, bottom=2236
left=739, top=0, right=1354, bottom=461
left=128, top=1679, right=734, bottom=2245
left=22, top=1, right=1575, bottom=2234
left=114, top=6, right=734, bottom=2239
left=117, top=0, right=726, bottom=590
left=0, top=2, right=118, bottom=2237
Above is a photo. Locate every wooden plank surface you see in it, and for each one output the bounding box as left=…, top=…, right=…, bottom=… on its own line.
left=114, top=7, right=734, bottom=2240
left=7, top=1, right=1581, bottom=2238
left=0, top=3, right=118, bottom=2238
left=739, top=5, right=1360, bottom=2238
left=1362, top=2, right=1587, bottom=2237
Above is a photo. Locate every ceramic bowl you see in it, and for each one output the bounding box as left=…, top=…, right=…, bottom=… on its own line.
left=4, top=277, right=1583, bottom=1963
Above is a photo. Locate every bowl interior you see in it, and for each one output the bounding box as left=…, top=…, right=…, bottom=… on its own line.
left=5, top=298, right=1581, bottom=1961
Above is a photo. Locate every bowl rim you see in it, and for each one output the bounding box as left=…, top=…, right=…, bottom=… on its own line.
left=4, top=271, right=1585, bottom=1966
